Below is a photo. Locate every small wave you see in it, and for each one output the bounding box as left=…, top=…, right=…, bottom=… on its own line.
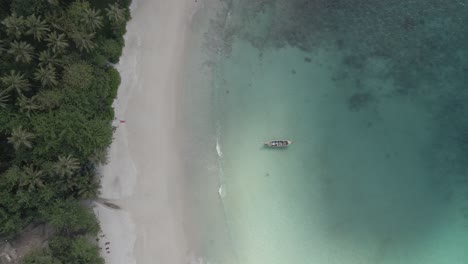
left=215, top=122, right=226, bottom=199
left=218, top=184, right=226, bottom=198
left=215, top=122, right=223, bottom=158
left=216, top=138, right=223, bottom=158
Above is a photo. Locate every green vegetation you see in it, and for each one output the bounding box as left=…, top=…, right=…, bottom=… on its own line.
left=0, top=0, right=132, bottom=263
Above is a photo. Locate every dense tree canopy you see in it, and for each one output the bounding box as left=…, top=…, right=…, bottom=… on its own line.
left=0, top=0, right=132, bottom=263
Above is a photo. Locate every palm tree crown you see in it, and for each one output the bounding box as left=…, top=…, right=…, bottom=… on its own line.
left=18, top=95, right=40, bottom=117
left=7, top=126, right=35, bottom=150
left=46, top=0, right=59, bottom=6
left=34, top=65, right=58, bottom=87
left=106, top=3, right=126, bottom=24
left=53, top=154, right=80, bottom=177
left=25, top=14, right=49, bottom=41
left=89, top=148, right=108, bottom=165
left=20, top=165, right=45, bottom=191
left=2, top=13, right=25, bottom=39
left=1, top=70, right=30, bottom=95
left=71, top=31, right=95, bottom=52
left=80, top=8, right=103, bottom=31
left=38, top=50, right=62, bottom=67
left=0, top=39, right=6, bottom=56
left=45, top=31, right=69, bottom=54
left=8, top=41, right=35, bottom=63
left=0, top=91, right=10, bottom=108
left=77, top=172, right=100, bottom=199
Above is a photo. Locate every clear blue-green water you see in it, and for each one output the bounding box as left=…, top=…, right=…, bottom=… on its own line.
left=184, top=0, right=468, bottom=263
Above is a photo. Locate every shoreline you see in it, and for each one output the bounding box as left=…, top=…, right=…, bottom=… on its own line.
left=95, top=0, right=206, bottom=263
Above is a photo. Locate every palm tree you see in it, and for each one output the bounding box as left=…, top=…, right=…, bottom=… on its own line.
left=34, top=65, right=58, bottom=87
left=0, top=39, right=6, bottom=56
left=105, top=3, right=126, bottom=24
left=71, top=31, right=95, bottom=52
left=77, top=173, right=100, bottom=199
left=8, top=41, right=35, bottom=63
left=18, top=95, right=40, bottom=117
left=45, top=31, right=68, bottom=54
left=7, top=126, right=35, bottom=150
left=45, top=11, right=66, bottom=32
left=0, top=91, right=9, bottom=108
left=38, top=50, right=62, bottom=68
left=1, top=70, right=30, bottom=95
left=3, top=166, right=22, bottom=185
left=2, top=13, right=25, bottom=39
left=80, top=8, right=103, bottom=31
left=25, top=14, right=49, bottom=42
left=53, top=154, right=80, bottom=177
left=19, top=165, right=45, bottom=191
left=89, top=148, right=108, bottom=165
left=57, top=174, right=78, bottom=192
left=46, top=0, right=59, bottom=5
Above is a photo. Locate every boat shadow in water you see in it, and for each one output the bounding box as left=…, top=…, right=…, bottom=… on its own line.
left=260, top=145, right=290, bottom=151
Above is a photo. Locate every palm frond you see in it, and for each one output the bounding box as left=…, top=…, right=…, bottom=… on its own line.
left=0, top=91, right=10, bottom=108
left=25, top=14, right=49, bottom=41
left=1, top=13, right=25, bottom=39
left=7, top=41, right=35, bottom=63
left=1, top=70, right=31, bottom=95
left=34, top=65, right=58, bottom=87
left=18, top=95, right=40, bottom=117
left=7, top=126, right=35, bottom=150
left=106, top=3, right=126, bottom=24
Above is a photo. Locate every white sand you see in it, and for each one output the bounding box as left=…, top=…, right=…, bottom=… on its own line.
left=94, top=0, right=204, bottom=263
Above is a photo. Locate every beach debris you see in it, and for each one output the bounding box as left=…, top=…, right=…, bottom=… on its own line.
left=95, top=198, right=121, bottom=210
left=102, top=201, right=121, bottom=209
left=114, top=117, right=126, bottom=123
left=304, top=57, right=312, bottom=62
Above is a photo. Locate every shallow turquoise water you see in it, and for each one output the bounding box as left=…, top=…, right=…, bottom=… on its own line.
left=195, top=0, right=468, bottom=263
left=181, top=0, right=468, bottom=263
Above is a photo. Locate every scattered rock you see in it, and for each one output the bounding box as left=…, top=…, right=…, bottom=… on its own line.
left=0, top=243, right=17, bottom=263
left=0, top=224, right=54, bottom=263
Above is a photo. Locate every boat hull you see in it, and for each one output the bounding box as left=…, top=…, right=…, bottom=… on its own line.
left=264, top=140, right=293, bottom=148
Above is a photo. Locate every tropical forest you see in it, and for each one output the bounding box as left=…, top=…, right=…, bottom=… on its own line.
left=0, top=0, right=131, bottom=263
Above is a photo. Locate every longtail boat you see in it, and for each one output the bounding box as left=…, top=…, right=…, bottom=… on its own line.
left=264, top=140, right=293, bottom=148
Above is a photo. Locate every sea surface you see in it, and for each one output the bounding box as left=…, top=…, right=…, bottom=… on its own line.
left=182, top=0, right=468, bottom=263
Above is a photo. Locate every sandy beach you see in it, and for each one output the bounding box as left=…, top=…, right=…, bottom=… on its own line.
left=94, top=0, right=204, bottom=263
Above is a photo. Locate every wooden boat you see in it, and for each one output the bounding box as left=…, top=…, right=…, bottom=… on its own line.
left=264, top=140, right=293, bottom=148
